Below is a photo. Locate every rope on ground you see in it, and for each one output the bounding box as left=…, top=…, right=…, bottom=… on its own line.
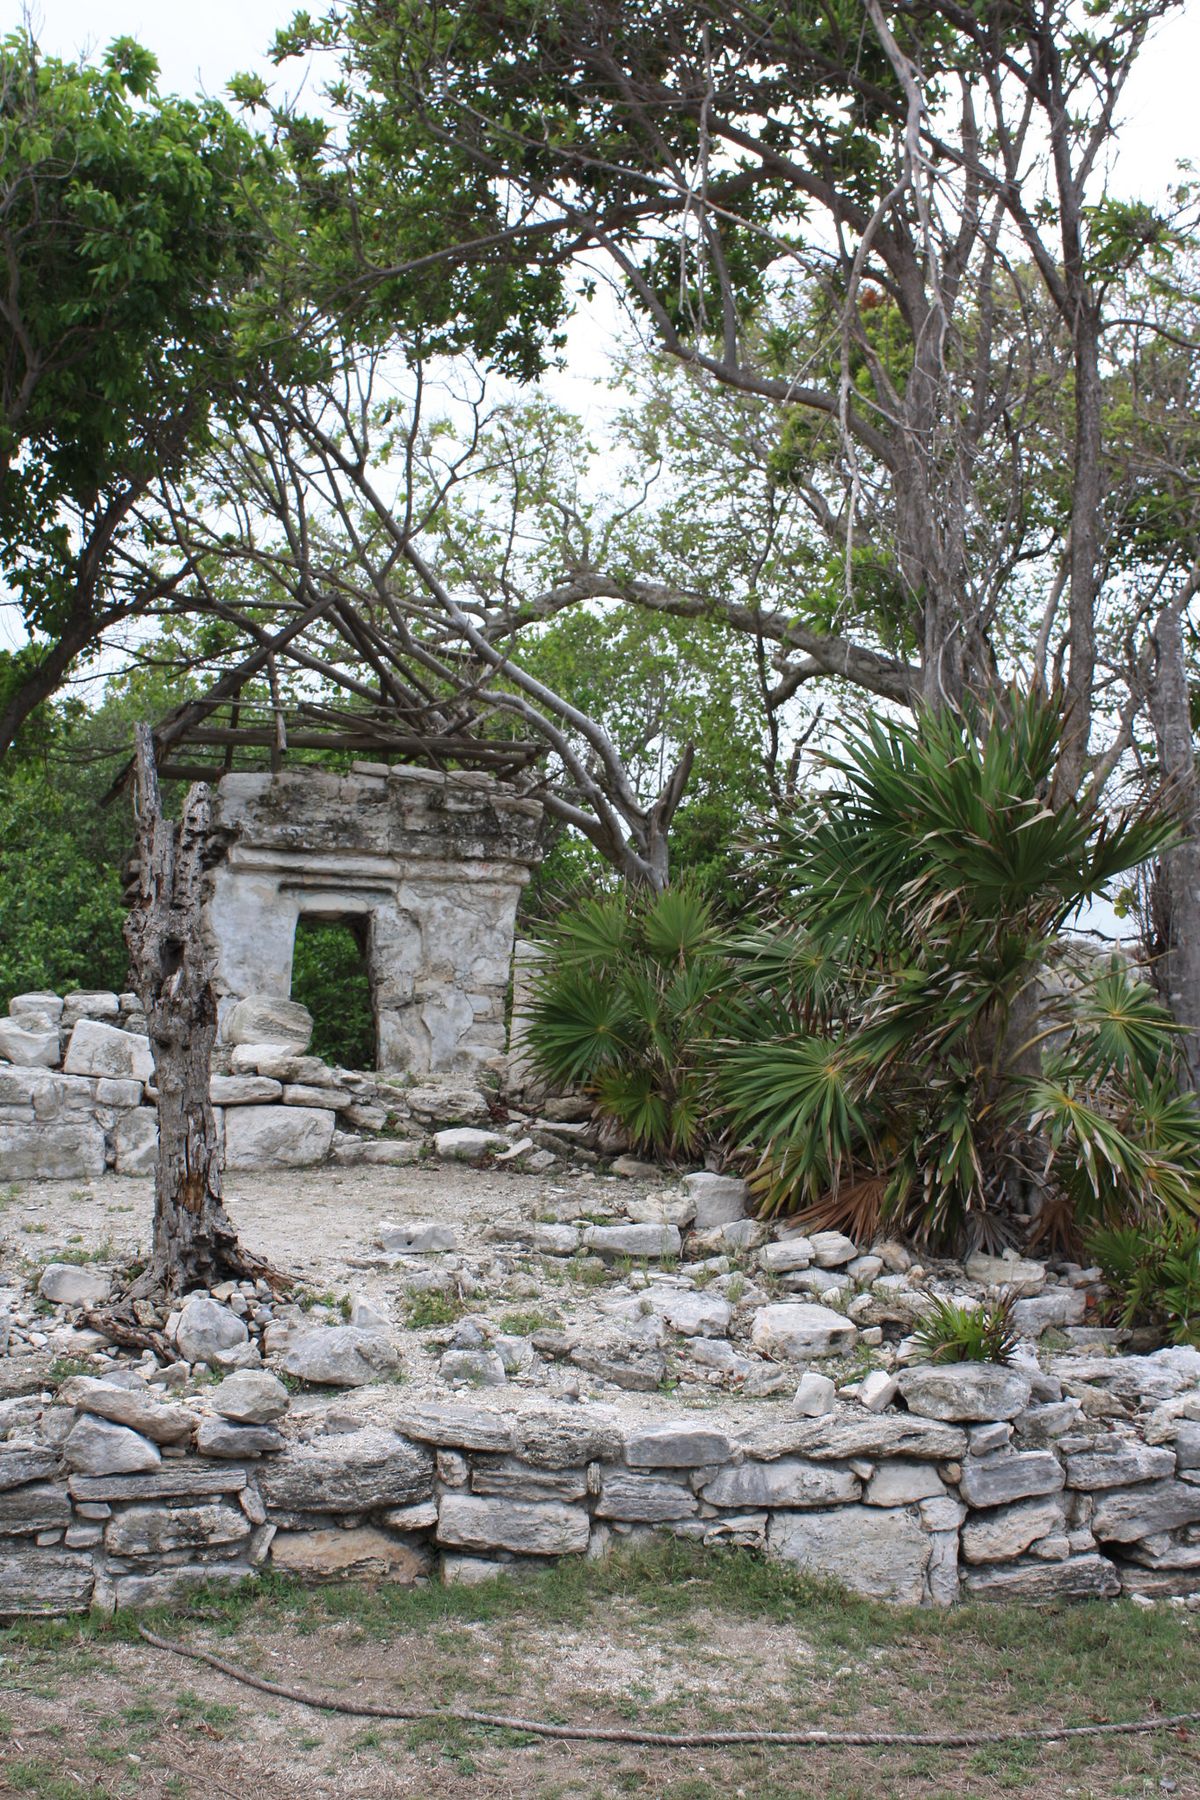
left=137, top=1626, right=1200, bottom=1752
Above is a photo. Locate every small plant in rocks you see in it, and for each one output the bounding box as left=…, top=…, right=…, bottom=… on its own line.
left=909, top=1292, right=1019, bottom=1365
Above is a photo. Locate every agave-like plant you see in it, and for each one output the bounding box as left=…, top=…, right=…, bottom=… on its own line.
left=524, top=884, right=735, bottom=1157
left=719, top=689, right=1195, bottom=1252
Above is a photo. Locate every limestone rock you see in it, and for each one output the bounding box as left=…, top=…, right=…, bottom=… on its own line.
left=1091, top=1479, right=1200, bottom=1544
left=1064, top=1441, right=1176, bottom=1490
left=441, top=1348, right=507, bottom=1387
left=0, top=1447, right=59, bottom=1492
left=105, top=1501, right=250, bottom=1557
left=792, top=1372, right=836, bottom=1417
left=113, top=1109, right=158, bottom=1176
left=0, top=1482, right=71, bottom=1534
left=957, top=1450, right=1065, bottom=1508
left=437, top=1494, right=590, bottom=1555
left=510, top=1410, right=625, bottom=1469
left=859, top=1371, right=899, bottom=1413
left=433, top=1126, right=509, bottom=1160
left=898, top=1364, right=1032, bottom=1422
left=38, top=1264, right=111, bottom=1307
left=0, top=1550, right=94, bottom=1614
left=259, top=1427, right=435, bottom=1512
left=646, top=1290, right=732, bottom=1338
left=209, top=1075, right=284, bottom=1104
left=0, top=1122, right=106, bottom=1181
left=56, top=1376, right=193, bottom=1444
left=961, top=1496, right=1067, bottom=1564
left=809, top=1231, right=858, bottom=1268
left=378, top=1221, right=459, bottom=1254
left=9, top=991, right=64, bottom=1022
left=963, top=1252, right=1046, bottom=1296
left=282, top=1326, right=400, bottom=1387
left=742, top=1413, right=967, bottom=1464
left=623, top=1192, right=697, bottom=1227
left=583, top=1223, right=683, bottom=1260
left=1011, top=1290, right=1086, bottom=1337
left=271, top=1526, right=431, bottom=1582
left=681, top=1171, right=747, bottom=1228
left=211, top=1370, right=289, bottom=1424
left=759, top=1239, right=816, bottom=1274
left=961, top=1554, right=1120, bottom=1601
left=62, top=1415, right=162, bottom=1476
left=394, top=1404, right=513, bottom=1452
left=0, top=1019, right=59, bottom=1066
left=195, top=1418, right=285, bottom=1458
left=224, top=1104, right=335, bottom=1170
left=469, top=1458, right=587, bottom=1503
left=62, top=990, right=120, bottom=1027
left=225, top=995, right=314, bottom=1050
left=864, top=1463, right=946, bottom=1507
left=769, top=1505, right=931, bottom=1604
left=625, top=1422, right=734, bottom=1468
left=750, top=1302, right=857, bottom=1361
left=176, top=1297, right=249, bottom=1365
left=703, top=1459, right=860, bottom=1510
left=594, top=1472, right=699, bottom=1521
left=62, top=1019, right=153, bottom=1083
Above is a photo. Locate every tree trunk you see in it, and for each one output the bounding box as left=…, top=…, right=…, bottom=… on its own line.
left=1149, top=605, right=1200, bottom=1090
left=124, top=723, right=272, bottom=1298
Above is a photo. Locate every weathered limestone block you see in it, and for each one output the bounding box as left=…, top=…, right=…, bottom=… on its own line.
left=960, top=1554, right=1121, bottom=1601
left=195, top=1419, right=284, bottom=1458
left=625, top=1422, right=734, bottom=1468
left=1064, top=1441, right=1176, bottom=1490
left=394, top=1404, right=514, bottom=1453
left=0, top=1448, right=59, bottom=1492
left=176, top=1298, right=248, bottom=1364
left=209, top=1075, right=284, bottom=1104
left=111, top=1563, right=253, bottom=1609
left=768, top=1505, right=931, bottom=1604
left=741, top=1414, right=967, bottom=1464
left=898, top=1365, right=1032, bottom=1422
left=62, top=991, right=120, bottom=1028
left=583, top=1223, right=683, bottom=1259
left=1011, top=1290, right=1086, bottom=1337
left=9, top=991, right=64, bottom=1022
left=225, top=995, right=313, bottom=1050
left=960, top=1496, right=1068, bottom=1564
left=258, top=1428, right=434, bottom=1512
left=57, top=1377, right=193, bottom=1445
left=38, top=1264, right=111, bottom=1307
left=957, top=1451, right=1065, bottom=1509
left=281, top=1326, right=400, bottom=1386
left=113, top=1108, right=159, bottom=1176
left=438, top=1494, right=590, bottom=1555
left=808, top=1231, right=859, bottom=1268
left=0, top=1121, right=106, bottom=1181
left=646, top=1290, right=733, bottom=1338
left=224, top=1104, right=335, bottom=1169
left=1091, top=1479, right=1200, bottom=1544
left=270, top=1526, right=432, bottom=1582
left=963, top=1253, right=1046, bottom=1296
left=758, top=1239, right=816, bottom=1274
left=63, top=1416, right=162, bottom=1476
left=211, top=1370, right=289, bottom=1424
left=0, top=1482, right=71, bottom=1534
left=470, top=1458, right=588, bottom=1502
left=594, top=1471, right=699, bottom=1521
left=681, top=1172, right=747, bottom=1228
left=702, top=1459, right=860, bottom=1510
left=863, top=1463, right=945, bottom=1507
left=68, top=1466, right=247, bottom=1502
left=0, top=1550, right=94, bottom=1614
left=750, top=1303, right=858, bottom=1361
left=63, top=1019, right=154, bottom=1083
left=104, top=1501, right=251, bottom=1557
left=511, top=1410, right=625, bottom=1470
left=0, top=1018, right=59, bottom=1066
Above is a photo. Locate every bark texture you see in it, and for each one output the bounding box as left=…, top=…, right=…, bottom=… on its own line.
left=124, top=723, right=267, bottom=1297
left=1149, top=606, right=1200, bottom=1091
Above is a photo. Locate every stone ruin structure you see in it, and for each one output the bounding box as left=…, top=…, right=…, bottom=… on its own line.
left=0, top=763, right=543, bottom=1181
left=208, top=763, right=543, bottom=1075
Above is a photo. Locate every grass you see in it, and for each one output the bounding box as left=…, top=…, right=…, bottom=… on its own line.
left=2, top=1544, right=1198, bottom=1798
left=499, top=1308, right=560, bottom=1336
left=404, top=1288, right=466, bottom=1329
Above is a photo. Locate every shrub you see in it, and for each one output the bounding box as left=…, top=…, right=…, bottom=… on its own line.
left=524, top=884, right=735, bottom=1158
left=909, top=1294, right=1020, bottom=1365
left=717, top=690, right=1195, bottom=1253
left=1087, top=1221, right=1200, bottom=1346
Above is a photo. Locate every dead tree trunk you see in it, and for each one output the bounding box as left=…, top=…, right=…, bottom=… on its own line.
left=124, top=723, right=272, bottom=1299
left=1149, top=605, right=1200, bottom=1092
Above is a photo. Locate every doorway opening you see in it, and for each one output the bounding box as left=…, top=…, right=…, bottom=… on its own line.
left=291, top=914, right=376, bottom=1070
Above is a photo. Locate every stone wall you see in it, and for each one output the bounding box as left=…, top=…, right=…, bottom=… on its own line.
left=208, top=765, right=542, bottom=1077
left=3, top=1355, right=1198, bottom=1616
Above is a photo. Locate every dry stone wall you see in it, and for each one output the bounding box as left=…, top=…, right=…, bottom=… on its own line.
left=2, top=1351, right=1199, bottom=1615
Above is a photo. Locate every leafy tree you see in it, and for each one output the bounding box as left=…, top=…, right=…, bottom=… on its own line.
left=0, top=31, right=283, bottom=755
